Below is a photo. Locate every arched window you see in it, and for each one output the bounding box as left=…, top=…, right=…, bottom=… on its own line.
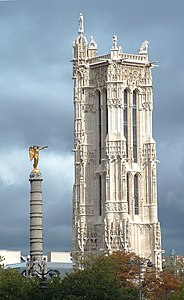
left=132, top=91, right=137, bottom=162
left=127, top=173, right=130, bottom=214
left=134, top=174, right=139, bottom=215
left=105, top=90, right=108, bottom=136
left=124, top=90, right=128, bottom=159
left=99, top=175, right=102, bottom=216
left=98, top=91, right=102, bottom=164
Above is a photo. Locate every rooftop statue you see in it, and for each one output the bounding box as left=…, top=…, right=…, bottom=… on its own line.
left=29, top=145, right=48, bottom=173
left=78, top=13, right=84, bottom=34
left=139, top=40, right=149, bottom=54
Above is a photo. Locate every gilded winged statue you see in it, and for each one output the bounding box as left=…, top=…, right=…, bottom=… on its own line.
left=29, top=145, right=48, bottom=173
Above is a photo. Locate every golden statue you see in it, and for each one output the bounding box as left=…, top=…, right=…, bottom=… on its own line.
left=29, top=145, right=48, bottom=173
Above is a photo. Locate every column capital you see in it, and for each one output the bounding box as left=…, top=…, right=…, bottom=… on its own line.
left=29, top=171, right=43, bottom=181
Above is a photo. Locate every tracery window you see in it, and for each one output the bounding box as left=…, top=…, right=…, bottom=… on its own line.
left=99, top=175, right=102, bottom=216
left=105, top=90, right=108, bottom=136
left=132, top=91, right=137, bottom=162
left=134, top=174, right=139, bottom=215
left=98, top=91, right=102, bottom=164
left=127, top=173, right=130, bottom=214
left=124, top=90, right=128, bottom=158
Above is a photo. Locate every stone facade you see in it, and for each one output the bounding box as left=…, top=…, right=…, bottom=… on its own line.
left=72, top=14, right=162, bottom=269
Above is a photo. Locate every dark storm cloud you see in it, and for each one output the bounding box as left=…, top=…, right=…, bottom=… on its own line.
left=0, top=0, right=184, bottom=256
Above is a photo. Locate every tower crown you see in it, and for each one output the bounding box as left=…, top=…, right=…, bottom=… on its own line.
left=73, top=13, right=88, bottom=61
left=73, top=14, right=98, bottom=61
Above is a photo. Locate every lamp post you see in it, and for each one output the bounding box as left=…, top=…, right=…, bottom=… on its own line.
left=127, top=257, right=153, bottom=300
left=32, top=267, right=60, bottom=300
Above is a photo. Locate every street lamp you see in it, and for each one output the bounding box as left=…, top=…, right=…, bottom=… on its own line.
left=127, top=257, right=153, bottom=300
left=32, top=268, right=60, bottom=300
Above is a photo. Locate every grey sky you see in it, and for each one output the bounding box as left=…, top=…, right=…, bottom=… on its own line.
left=0, top=0, right=184, bottom=256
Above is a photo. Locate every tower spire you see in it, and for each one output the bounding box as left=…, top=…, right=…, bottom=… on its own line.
left=78, top=13, right=84, bottom=34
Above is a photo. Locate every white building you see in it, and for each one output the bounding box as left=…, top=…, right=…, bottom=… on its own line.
left=0, top=249, right=21, bottom=266
left=72, top=14, right=162, bottom=269
left=47, top=252, right=72, bottom=263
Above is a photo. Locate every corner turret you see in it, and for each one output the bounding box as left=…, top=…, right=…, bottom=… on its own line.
left=73, top=13, right=88, bottom=61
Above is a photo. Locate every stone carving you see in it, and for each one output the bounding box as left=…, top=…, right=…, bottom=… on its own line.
left=77, top=222, right=87, bottom=252
left=119, top=219, right=131, bottom=251
left=106, top=141, right=126, bottom=159
left=104, top=218, right=119, bottom=250
left=141, top=90, right=153, bottom=111
left=83, top=103, right=94, bottom=113
left=77, top=222, right=97, bottom=252
left=104, top=218, right=131, bottom=251
left=79, top=205, right=94, bottom=215
left=112, top=35, right=118, bottom=49
left=89, top=36, right=97, bottom=48
left=107, top=63, right=153, bottom=88
left=86, top=232, right=97, bottom=251
left=139, top=40, right=149, bottom=54
left=154, top=223, right=161, bottom=250
left=78, top=13, right=84, bottom=34
left=142, top=143, right=156, bottom=165
left=90, top=66, right=107, bottom=85
left=105, top=202, right=127, bottom=212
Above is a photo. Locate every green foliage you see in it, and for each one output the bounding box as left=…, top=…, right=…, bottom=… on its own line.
left=0, top=254, right=138, bottom=300
left=44, top=269, right=138, bottom=300
left=170, top=287, right=184, bottom=299
left=0, top=256, right=5, bottom=269
left=44, top=253, right=139, bottom=300
left=5, top=251, right=184, bottom=300
left=164, top=256, right=184, bottom=280
left=0, top=268, right=40, bottom=300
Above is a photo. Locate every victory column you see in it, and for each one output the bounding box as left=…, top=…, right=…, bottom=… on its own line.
left=27, top=145, right=48, bottom=275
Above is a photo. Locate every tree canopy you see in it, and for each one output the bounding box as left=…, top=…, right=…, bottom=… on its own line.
left=0, top=252, right=184, bottom=300
left=0, top=268, right=40, bottom=300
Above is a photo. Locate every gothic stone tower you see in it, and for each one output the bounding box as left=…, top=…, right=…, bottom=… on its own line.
left=72, top=14, right=162, bottom=269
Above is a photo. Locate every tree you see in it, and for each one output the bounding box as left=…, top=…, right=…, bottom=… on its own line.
left=1, top=251, right=182, bottom=300
left=0, top=255, right=4, bottom=269
left=45, top=268, right=136, bottom=300
left=0, top=268, right=40, bottom=300
left=45, top=252, right=139, bottom=300
left=142, top=267, right=182, bottom=300
left=164, top=251, right=184, bottom=280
